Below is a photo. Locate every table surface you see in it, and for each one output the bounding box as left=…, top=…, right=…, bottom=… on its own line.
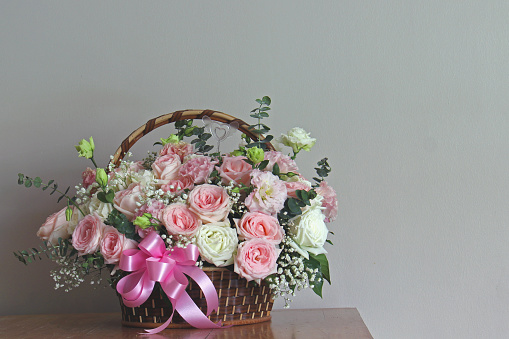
left=0, top=308, right=373, bottom=339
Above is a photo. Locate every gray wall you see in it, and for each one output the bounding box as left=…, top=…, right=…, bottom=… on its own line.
left=2, top=2, right=509, bottom=338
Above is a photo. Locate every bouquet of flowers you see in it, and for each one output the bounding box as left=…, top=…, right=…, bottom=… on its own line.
left=15, top=97, right=338, bottom=330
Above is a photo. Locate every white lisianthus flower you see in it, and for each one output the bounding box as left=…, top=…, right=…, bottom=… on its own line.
left=130, top=169, right=156, bottom=188
left=277, top=127, right=316, bottom=153
left=196, top=221, right=238, bottom=267
left=289, top=204, right=329, bottom=256
left=86, top=193, right=114, bottom=220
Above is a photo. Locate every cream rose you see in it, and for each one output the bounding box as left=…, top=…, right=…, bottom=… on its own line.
left=278, top=127, right=316, bottom=153
left=113, top=183, right=144, bottom=221
left=289, top=206, right=329, bottom=256
left=152, top=154, right=181, bottom=185
left=196, top=221, right=238, bottom=267
left=37, top=207, right=70, bottom=245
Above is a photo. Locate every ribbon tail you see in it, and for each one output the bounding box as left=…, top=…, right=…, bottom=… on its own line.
left=179, top=265, right=219, bottom=315
left=144, top=308, right=176, bottom=335
left=175, top=291, right=227, bottom=329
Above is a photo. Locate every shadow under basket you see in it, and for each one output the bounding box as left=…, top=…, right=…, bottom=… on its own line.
left=119, top=267, right=274, bottom=329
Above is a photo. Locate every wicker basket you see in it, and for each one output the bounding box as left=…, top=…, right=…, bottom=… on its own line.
left=112, top=110, right=275, bottom=328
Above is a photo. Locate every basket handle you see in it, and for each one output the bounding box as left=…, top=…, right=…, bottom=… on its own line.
left=110, top=109, right=274, bottom=167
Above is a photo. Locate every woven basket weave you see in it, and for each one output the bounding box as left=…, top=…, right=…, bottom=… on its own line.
left=112, top=110, right=275, bottom=328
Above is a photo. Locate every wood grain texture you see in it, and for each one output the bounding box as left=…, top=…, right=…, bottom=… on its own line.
left=0, top=308, right=373, bottom=339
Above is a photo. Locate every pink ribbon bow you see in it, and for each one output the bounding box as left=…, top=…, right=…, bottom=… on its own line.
left=116, top=231, right=223, bottom=334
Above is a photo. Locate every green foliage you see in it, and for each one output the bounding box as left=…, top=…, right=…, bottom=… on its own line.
left=303, top=253, right=331, bottom=298
left=105, top=209, right=137, bottom=240
left=247, top=96, right=274, bottom=150
left=313, top=158, right=331, bottom=184
left=97, top=189, right=115, bottom=204
left=190, top=126, right=214, bottom=154
left=13, top=238, right=72, bottom=265
left=17, top=174, right=85, bottom=216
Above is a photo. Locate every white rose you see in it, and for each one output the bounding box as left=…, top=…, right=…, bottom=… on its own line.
left=289, top=205, right=328, bottom=256
left=86, top=193, right=114, bottom=220
left=277, top=127, right=316, bottom=153
left=196, top=221, right=238, bottom=267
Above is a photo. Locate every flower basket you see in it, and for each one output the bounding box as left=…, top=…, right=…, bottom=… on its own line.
left=113, top=110, right=274, bottom=328
left=15, top=97, right=337, bottom=334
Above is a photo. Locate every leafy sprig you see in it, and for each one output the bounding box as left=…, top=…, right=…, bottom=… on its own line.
left=17, top=174, right=86, bottom=217
left=312, top=158, right=331, bottom=185
left=246, top=96, right=274, bottom=150
left=14, top=238, right=73, bottom=265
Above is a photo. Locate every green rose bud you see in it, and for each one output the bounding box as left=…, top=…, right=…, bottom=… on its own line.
left=134, top=215, right=152, bottom=229
left=65, top=206, right=73, bottom=222
left=246, top=146, right=265, bottom=165
left=95, top=168, right=108, bottom=188
left=161, top=134, right=180, bottom=145
left=75, top=137, right=95, bottom=159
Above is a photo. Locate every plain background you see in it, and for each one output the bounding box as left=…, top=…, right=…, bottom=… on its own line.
left=2, top=2, right=509, bottom=338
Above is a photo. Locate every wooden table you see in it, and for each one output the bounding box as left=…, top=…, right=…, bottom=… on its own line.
left=0, top=308, right=373, bottom=339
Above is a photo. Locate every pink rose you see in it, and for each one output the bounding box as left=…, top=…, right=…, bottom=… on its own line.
left=152, top=154, right=181, bottom=185
left=245, top=170, right=287, bottom=216
left=100, top=226, right=138, bottom=265
left=81, top=167, right=96, bottom=189
left=263, top=151, right=299, bottom=173
left=161, top=203, right=202, bottom=236
left=315, top=181, right=338, bottom=223
left=179, top=156, right=217, bottom=184
left=217, top=156, right=253, bottom=185
left=113, top=183, right=144, bottom=221
left=37, top=207, right=70, bottom=245
left=71, top=213, right=106, bottom=255
left=161, top=175, right=195, bottom=195
left=234, top=238, right=281, bottom=282
left=285, top=179, right=312, bottom=199
left=188, top=184, right=231, bottom=223
left=235, top=212, right=284, bottom=245
left=159, top=141, right=194, bottom=161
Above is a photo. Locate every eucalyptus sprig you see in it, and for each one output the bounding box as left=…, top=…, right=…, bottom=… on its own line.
left=246, top=96, right=274, bottom=150
left=13, top=238, right=73, bottom=265
left=312, top=158, right=331, bottom=185
left=17, top=174, right=86, bottom=217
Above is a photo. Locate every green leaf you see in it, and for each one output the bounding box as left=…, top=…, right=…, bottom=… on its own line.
left=303, top=255, right=323, bottom=298
left=33, top=177, right=42, bottom=188
left=295, top=190, right=310, bottom=205
left=258, top=160, right=269, bottom=170
left=97, top=191, right=109, bottom=203
left=272, top=163, right=280, bottom=176
left=310, top=253, right=331, bottom=285
left=259, top=107, right=271, bottom=112
left=256, top=98, right=263, bottom=104
left=286, top=198, right=302, bottom=215
left=326, top=239, right=334, bottom=245
left=18, top=173, right=25, bottom=185
left=24, top=179, right=32, bottom=188
left=261, top=96, right=271, bottom=105
left=105, top=189, right=115, bottom=203
left=50, top=183, right=58, bottom=195
left=261, top=135, right=273, bottom=143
